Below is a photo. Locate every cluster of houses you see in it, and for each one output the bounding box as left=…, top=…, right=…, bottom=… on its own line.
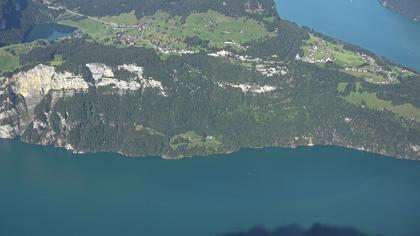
left=295, top=43, right=335, bottom=64
left=345, top=53, right=399, bottom=84
left=113, top=21, right=197, bottom=55
left=295, top=53, right=334, bottom=64
left=296, top=39, right=399, bottom=84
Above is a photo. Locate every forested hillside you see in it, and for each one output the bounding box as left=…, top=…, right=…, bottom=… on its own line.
left=0, top=0, right=419, bottom=159
left=0, top=0, right=38, bottom=46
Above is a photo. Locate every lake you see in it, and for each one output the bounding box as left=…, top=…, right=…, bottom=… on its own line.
left=1, top=139, right=420, bottom=236
left=275, top=0, right=420, bottom=72
left=1, top=0, right=420, bottom=236
left=24, top=23, right=75, bottom=43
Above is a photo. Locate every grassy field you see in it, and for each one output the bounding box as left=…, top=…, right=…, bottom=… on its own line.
left=392, top=66, right=416, bottom=78
left=134, top=10, right=274, bottom=49
left=138, top=11, right=187, bottom=49
left=344, top=90, right=420, bottom=121
left=302, top=35, right=410, bottom=85
left=59, top=18, right=117, bottom=45
left=0, top=55, right=19, bottom=72
left=101, top=11, right=139, bottom=25
left=343, top=70, right=388, bottom=84
left=182, top=10, right=275, bottom=48
left=302, top=35, right=365, bottom=68
left=170, top=131, right=222, bottom=150
left=0, top=42, right=45, bottom=73
left=58, top=10, right=274, bottom=51
left=0, top=44, right=26, bottom=73
left=338, top=82, right=348, bottom=93
left=50, top=54, right=63, bottom=66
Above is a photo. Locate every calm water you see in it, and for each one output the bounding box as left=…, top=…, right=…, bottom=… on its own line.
left=1, top=1, right=420, bottom=236
left=0, top=140, right=420, bottom=236
left=24, top=23, right=75, bottom=43
left=276, top=0, right=420, bottom=71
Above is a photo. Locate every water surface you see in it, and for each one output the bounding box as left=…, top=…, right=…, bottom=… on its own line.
left=1, top=139, right=420, bottom=236
left=24, top=23, right=75, bottom=43
left=276, top=0, right=420, bottom=71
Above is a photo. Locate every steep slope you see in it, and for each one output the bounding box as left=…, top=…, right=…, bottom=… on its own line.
left=0, top=0, right=419, bottom=159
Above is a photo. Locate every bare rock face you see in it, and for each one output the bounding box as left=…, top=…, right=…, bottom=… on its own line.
left=0, top=97, right=21, bottom=138
left=12, top=65, right=90, bottom=117
left=0, top=62, right=167, bottom=148
left=86, top=63, right=168, bottom=96
left=13, top=64, right=89, bottom=98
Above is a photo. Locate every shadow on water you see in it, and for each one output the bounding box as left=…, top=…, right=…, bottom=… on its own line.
left=222, top=223, right=380, bottom=236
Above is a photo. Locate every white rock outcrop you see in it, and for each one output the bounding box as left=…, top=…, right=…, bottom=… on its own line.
left=13, top=64, right=89, bottom=98
left=217, top=82, right=277, bottom=94
left=0, top=62, right=169, bottom=139
left=87, top=63, right=168, bottom=96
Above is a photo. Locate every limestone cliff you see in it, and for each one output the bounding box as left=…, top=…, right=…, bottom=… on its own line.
left=0, top=63, right=167, bottom=148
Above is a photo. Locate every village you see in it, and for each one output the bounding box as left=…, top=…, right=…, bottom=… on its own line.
left=295, top=34, right=411, bottom=84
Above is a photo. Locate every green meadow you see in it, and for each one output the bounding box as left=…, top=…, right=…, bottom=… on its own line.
left=58, top=10, right=274, bottom=51
left=0, top=41, right=45, bottom=73
left=302, top=35, right=365, bottom=68
left=344, top=89, right=420, bottom=121
left=170, top=131, right=222, bottom=151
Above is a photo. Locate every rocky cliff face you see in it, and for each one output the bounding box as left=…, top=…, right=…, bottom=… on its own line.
left=0, top=63, right=166, bottom=149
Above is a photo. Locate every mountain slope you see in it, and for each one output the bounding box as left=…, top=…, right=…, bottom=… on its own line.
left=0, top=0, right=419, bottom=159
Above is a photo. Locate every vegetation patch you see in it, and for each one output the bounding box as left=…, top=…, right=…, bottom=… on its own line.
left=300, top=34, right=405, bottom=85
left=392, top=66, right=416, bottom=78
left=344, top=90, right=420, bottom=121
left=338, top=82, right=348, bottom=93
left=57, top=10, right=274, bottom=52
left=182, top=10, right=275, bottom=48
left=59, top=18, right=117, bottom=45
left=50, top=54, right=64, bottom=66
left=170, top=131, right=222, bottom=151
left=101, top=11, right=139, bottom=25
left=0, top=41, right=45, bottom=73
left=301, top=35, right=364, bottom=67
left=343, top=70, right=388, bottom=84
left=135, top=124, right=165, bottom=137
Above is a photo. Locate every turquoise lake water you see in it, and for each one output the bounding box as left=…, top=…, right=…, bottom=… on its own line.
left=1, top=140, right=420, bottom=236
left=1, top=0, right=420, bottom=235
left=275, top=0, right=420, bottom=72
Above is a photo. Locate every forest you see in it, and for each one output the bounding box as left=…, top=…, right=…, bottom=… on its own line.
left=50, top=0, right=277, bottom=18
left=0, top=0, right=419, bottom=159
left=0, top=0, right=37, bottom=46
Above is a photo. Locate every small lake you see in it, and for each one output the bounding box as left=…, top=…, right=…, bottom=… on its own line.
left=1, top=139, right=420, bottom=236
left=275, top=0, right=420, bottom=72
left=24, top=23, right=75, bottom=43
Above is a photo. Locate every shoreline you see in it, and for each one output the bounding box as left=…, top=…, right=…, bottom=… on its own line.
left=1, top=137, right=417, bottom=161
